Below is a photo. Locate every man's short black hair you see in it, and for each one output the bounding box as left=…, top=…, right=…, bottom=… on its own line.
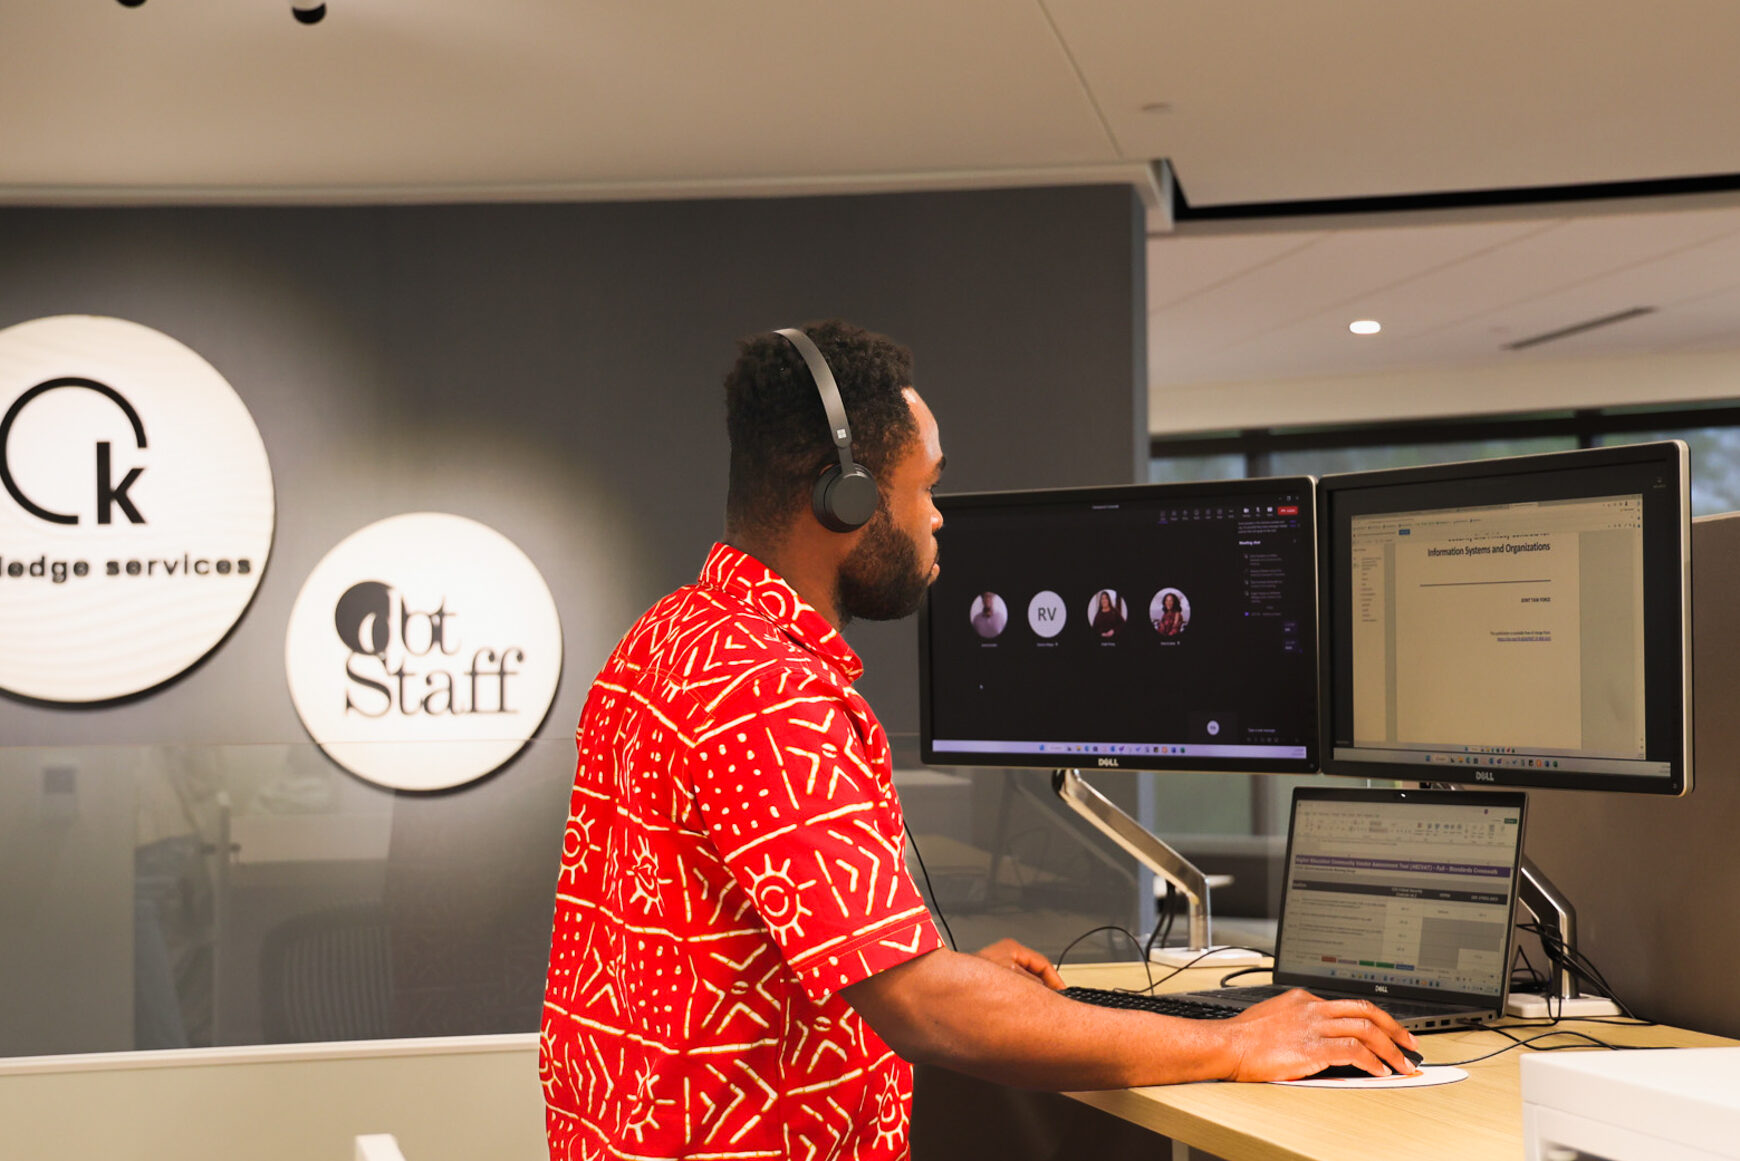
left=724, top=319, right=917, bottom=543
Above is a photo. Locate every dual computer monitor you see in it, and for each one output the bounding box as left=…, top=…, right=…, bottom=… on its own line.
left=918, top=441, right=1691, bottom=796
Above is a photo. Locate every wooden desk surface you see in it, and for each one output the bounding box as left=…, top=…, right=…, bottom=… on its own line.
left=1058, top=962, right=1735, bottom=1161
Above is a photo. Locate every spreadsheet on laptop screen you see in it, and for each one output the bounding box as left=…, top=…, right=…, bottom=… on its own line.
left=1276, top=795, right=1524, bottom=996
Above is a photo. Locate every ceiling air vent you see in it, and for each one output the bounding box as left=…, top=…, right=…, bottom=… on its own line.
left=1505, top=307, right=1656, bottom=351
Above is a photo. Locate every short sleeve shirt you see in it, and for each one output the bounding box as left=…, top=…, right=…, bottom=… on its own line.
left=541, top=543, right=945, bottom=1161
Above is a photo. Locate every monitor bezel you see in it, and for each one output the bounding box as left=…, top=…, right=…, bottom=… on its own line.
left=918, top=475, right=1321, bottom=774
left=1315, top=441, right=1691, bottom=797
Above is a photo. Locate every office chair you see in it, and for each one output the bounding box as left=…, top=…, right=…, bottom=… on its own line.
left=259, top=902, right=393, bottom=1043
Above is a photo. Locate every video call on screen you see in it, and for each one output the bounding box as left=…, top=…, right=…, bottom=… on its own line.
left=924, top=484, right=1317, bottom=766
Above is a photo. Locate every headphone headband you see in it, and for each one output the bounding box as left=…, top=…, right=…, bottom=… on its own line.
left=775, top=327, right=854, bottom=478
left=773, top=327, right=879, bottom=533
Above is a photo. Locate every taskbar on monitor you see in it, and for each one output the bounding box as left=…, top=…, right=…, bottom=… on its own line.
left=932, top=739, right=1309, bottom=760
left=1333, top=746, right=1672, bottom=778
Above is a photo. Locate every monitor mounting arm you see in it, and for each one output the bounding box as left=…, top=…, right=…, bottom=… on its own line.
left=1510, top=856, right=1622, bottom=1018
left=1421, top=779, right=1622, bottom=1019
left=1051, top=768, right=1259, bottom=962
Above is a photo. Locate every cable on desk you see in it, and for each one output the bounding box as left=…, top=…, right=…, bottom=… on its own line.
left=1479, top=1014, right=1658, bottom=1032
left=1216, top=965, right=1272, bottom=987
left=1510, top=940, right=1546, bottom=995
left=1174, top=949, right=1271, bottom=992
left=1057, top=925, right=1156, bottom=994
left=1139, top=882, right=1269, bottom=985
left=1144, top=882, right=1180, bottom=961
left=1432, top=1024, right=1675, bottom=1067
left=1516, top=919, right=1637, bottom=1020
left=1058, top=931, right=1285, bottom=1003
left=1140, top=946, right=1276, bottom=993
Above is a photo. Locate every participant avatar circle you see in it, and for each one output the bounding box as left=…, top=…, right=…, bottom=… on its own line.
left=1027, top=590, right=1066, bottom=638
left=969, top=591, right=1009, bottom=639
left=1150, top=588, right=1191, bottom=636
left=1087, top=589, right=1128, bottom=638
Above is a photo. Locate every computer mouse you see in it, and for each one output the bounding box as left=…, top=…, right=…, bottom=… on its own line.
left=1301, top=1045, right=1424, bottom=1080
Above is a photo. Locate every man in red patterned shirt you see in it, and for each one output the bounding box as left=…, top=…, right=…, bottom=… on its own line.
left=541, top=321, right=1418, bottom=1160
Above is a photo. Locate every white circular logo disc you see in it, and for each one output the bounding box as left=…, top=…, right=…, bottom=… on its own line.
left=0, top=315, right=275, bottom=703
left=285, top=513, right=563, bottom=791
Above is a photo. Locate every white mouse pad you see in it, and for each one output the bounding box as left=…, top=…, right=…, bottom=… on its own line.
left=1273, top=1065, right=1468, bottom=1089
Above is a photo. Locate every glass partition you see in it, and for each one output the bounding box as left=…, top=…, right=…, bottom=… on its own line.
left=3, top=733, right=1200, bottom=1059
left=0, top=738, right=574, bottom=1057
left=889, top=733, right=1283, bottom=970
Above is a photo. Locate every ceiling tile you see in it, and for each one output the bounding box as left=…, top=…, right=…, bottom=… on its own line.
left=1149, top=204, right=1740, bottom=390
left=1146, top=231, right=1324, bottom=310
left=1050, top=0, right=1740, bottom=205
left=0, top=0, right=1114, bottom=188
left=1148, top=217, right=1545, bottom=375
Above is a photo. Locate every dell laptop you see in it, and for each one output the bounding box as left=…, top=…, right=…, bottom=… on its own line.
left=1172, top=787, right=1528, bottom=1030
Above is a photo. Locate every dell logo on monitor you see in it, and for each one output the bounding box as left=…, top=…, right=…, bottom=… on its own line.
left=1476, top=770, right=1496, bottom=782
left=1096, top=757, right=1120, bottom=768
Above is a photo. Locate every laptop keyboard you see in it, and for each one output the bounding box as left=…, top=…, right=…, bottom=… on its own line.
left=1062, top=986, right=1240, bottom=1020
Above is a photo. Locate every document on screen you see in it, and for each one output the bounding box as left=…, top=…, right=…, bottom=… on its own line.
left=1391, top=530, right=1581, bottom=749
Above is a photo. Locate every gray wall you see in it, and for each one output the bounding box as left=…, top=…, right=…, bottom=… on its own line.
left=1523, top=512, right=1740, bottom=1038
left=0, top=186, right=1148, bottom=1049
left=0, top=187, right=1145, bottom=746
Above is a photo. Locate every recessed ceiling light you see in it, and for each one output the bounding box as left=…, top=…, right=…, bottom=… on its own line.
left=1349, top=320, right=1382, bottom=336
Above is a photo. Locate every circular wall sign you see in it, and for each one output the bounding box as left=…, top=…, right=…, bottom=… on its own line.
left=0, top=315, right=275, bottom=703
left=285, top=512, right=564, bottom=791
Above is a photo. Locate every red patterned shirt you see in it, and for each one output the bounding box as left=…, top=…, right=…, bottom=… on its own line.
left=542, top=543, right=945, bottom=1161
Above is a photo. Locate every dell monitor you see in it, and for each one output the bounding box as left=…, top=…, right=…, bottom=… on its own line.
left=1317, top=441, right=1690, bottom=796
left=919, top=477, right=1319, bottom=774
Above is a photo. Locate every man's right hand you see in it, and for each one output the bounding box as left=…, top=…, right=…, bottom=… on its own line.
left=844, top=950, right=1422, bottom=1091
left=1219, top=989, right=1420, bottom=1081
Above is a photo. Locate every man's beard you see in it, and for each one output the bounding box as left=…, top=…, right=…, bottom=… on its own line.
left=835, top=508, right=932, bottom=624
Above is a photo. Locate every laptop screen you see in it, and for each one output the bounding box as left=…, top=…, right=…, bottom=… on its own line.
left=1273, top=789, right=1528, bottom=1006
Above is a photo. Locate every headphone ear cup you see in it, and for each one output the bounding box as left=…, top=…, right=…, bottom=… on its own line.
left=814, top=464, right=879, bottom=532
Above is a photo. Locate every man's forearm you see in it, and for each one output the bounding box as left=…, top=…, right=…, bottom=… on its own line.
left=843, top=949, right=1239, bottom=1090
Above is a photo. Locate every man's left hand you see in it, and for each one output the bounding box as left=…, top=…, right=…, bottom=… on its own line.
left=975, top=938, right=1065, bottom=990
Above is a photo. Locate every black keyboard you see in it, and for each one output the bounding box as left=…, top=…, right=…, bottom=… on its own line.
left=1062, top=986, right=1240, bottom=1020
left=1180, top=984, right=1467, bottom=1023
left=1203, top=985, right=1285, bottom=1002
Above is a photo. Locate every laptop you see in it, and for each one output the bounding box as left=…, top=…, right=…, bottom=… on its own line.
left=1169, top=787, right=1529, bottom=1030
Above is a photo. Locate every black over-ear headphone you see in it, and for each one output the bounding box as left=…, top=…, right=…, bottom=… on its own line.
left=774, top=327, right=880, bottom=533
